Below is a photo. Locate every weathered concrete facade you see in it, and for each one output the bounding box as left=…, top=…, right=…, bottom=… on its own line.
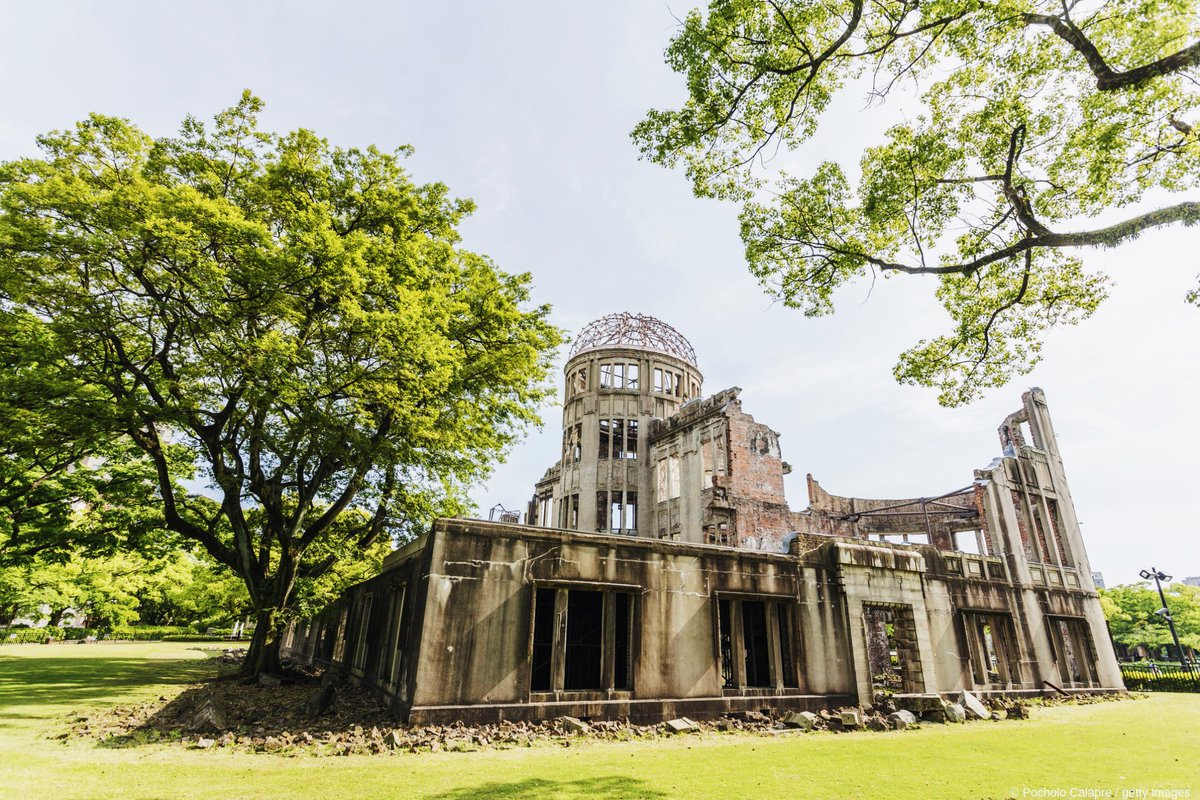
left=283, top=313, right=1123, bottom=723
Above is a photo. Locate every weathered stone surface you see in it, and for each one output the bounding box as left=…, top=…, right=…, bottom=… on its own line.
left=257, top=673, right=282, bottom=688
left=839, top=710, right=862, bottom=729
left=195, top=737, right=215, bottom=749
left=921, top=707, right=947, bottom=724
left=662, top=717, right=700, bottom=733
left=781, top=710, right=818, bottom=730
left=944, top=703, right=966, bottom=723
left=959, top=691, right=989, bottom=720
left=888, top=710, right=918, bottom=730
left=893, top=693, right=945, bottom=714
left=556, top=716, right=591, bottom=735
left=716, top=718, right=736, bottom=732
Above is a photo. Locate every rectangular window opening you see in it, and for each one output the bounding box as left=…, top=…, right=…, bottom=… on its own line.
left=564, top=590, right=605, bottom=691
left=530, top=588, right=556, bottom=692
left=741, top=601, right=771, bottom=687
left=614, top=593, right=632, bottom=690
left=718, top=599, right=734, bottom=689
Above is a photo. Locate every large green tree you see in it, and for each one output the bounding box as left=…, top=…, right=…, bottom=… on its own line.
left=634, top=0, right=1200, bottom=404
left=0, top=93, right=562, bottom=675
left=1101, top=583, right=1200, bottom=654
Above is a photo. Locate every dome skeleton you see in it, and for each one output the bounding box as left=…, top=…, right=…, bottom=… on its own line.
left=568, top=312, right=698, bottom=367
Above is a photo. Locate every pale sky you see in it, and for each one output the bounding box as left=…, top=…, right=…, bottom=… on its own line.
left=2, top=2, right=1196, bottom=586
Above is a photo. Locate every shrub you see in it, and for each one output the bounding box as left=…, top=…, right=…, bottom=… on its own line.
left=161, top=634, right=225, bottom=642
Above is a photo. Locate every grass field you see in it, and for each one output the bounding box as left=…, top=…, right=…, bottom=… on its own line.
left=0, top=642, right=1195, bottom=800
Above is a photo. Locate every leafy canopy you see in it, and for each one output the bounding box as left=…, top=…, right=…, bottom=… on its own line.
left=1101, top=583, right=1200, bottom=652
left=634, top=0, right=1200, bottom=404
left=0, top=92, right=563, bottom=673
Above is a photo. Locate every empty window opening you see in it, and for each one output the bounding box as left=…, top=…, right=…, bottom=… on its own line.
left=598, top=419, right=610, bottom=459
left=955, top=528, right=988, bottom=555
left=353, top=594, right=374, bottom=671
left=597, top=490, right=638, bottom=534
left=564, top=590, right=605, bottom=690
left=863, top=604, right=922, bottom=693
left=614, top=592, right=632, bottom=690
left=718, top=599, right=734, bottom=688
left=716, top=596, right=800, bottom=690
left=530, top=587, right=556, bottom=692
left=569, top=368, right=588, bottom=397
left=742, top=601, right=771, bottom=688
left=625, top=420, right=638, bottom=460
left=777, top=606, right=798, bottom=688
left=389, top=585, right=408, bottom=685
left=531, top=587, right=636, bottom=694
left=560, top=494, right=579, bottom=529
left=875, top=532, right=931, bottom=546
left=1046, top=616, right=1098, bottom=687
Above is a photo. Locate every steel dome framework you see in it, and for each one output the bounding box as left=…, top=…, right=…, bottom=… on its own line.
left=568, top=312, right=698, bottom=367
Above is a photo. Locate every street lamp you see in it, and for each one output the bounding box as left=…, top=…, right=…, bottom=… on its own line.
left=1139, top=568, right=1190, bottom=668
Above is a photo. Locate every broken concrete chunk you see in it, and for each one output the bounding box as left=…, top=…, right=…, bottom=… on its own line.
left=1006, top=704, right=1031, bottom=720
left=892, top=693, right=945, bottom=714
left=888, top=709, right=918, bottom=730
left=921, top=707, right=947, bottom=724
left=944, top=703, right=966, bottom=723
left=781, top=710, right=818, bottom=730
left=195, top=737, right=215, bottom=749
left=716, top=718, right=736, bottom=732
left=838, top=710, right=862, bottom=729
left=959, top=690, right=989, bottom=720
left=556, top=715, right=591, bottom=735
left=662, top=717, right=700, bottom=733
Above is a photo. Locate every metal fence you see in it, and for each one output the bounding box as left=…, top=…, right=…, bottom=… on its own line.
left=1120, top=663, right=1200, bottom=692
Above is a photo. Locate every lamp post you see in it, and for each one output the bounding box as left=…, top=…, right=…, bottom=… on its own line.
left=1139, top=568, right=1190, bottom=668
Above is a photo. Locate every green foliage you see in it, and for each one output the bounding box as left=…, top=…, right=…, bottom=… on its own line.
left=635, top=0, right=1200, bottom=404
left=1100, top=582, right=1200, bottom=651
left=160, top=634, right=225, bottom=642
left=0, top=92, right=562, bottom=674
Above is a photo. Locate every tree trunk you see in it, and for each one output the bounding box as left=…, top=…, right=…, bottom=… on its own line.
left=48, top=607, right=68, bottom=628
left=241, top=606, right=283, bottom=678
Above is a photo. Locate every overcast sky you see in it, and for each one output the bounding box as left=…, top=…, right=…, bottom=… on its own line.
left=2, top=1, right=1196, bottom=586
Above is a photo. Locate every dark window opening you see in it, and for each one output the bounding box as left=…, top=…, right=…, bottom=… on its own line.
left=614, top=593, right=632, bottom=690
left=564, top=590, right=605, bottom=690
left=626, top=420, right=638, bottom=460
left=598, top=419, right=611, bottom=459
left=530, top=588, right=556, bottom=692
left=611, top=419, right=625, bottom=460
left=718, top=599, right=734, bottom=688
left=531, top=587, right=637, bottom=694
left=777, top=606, right=797, bottom=688
left=742, top=601, right=771, bottom=687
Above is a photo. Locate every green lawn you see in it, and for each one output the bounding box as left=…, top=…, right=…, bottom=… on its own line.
left=0, top=642, right=1194, bottom=800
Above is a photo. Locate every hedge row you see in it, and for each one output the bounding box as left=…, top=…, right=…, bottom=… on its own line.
left=4, top=625, right=238, bottom=643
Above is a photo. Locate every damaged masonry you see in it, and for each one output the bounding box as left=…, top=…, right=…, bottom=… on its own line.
left=282, top=312, right=1124, bottom=724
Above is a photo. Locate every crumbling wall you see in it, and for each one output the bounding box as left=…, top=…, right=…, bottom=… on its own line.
left=648, top=388, right=793, bottom=551
left=797, top=476, right=979, bottom=551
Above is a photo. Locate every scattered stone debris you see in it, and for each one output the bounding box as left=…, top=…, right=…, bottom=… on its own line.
left=60, top=659, right=1133, bottom=758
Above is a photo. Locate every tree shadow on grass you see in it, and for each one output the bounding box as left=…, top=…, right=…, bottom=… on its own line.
left=0, top=648, right=214, bottom=715
left=428, top=776, right=666, bottom=800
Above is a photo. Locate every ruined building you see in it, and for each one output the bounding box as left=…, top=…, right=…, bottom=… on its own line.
left=283, top=313, right=1123, bottom=723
